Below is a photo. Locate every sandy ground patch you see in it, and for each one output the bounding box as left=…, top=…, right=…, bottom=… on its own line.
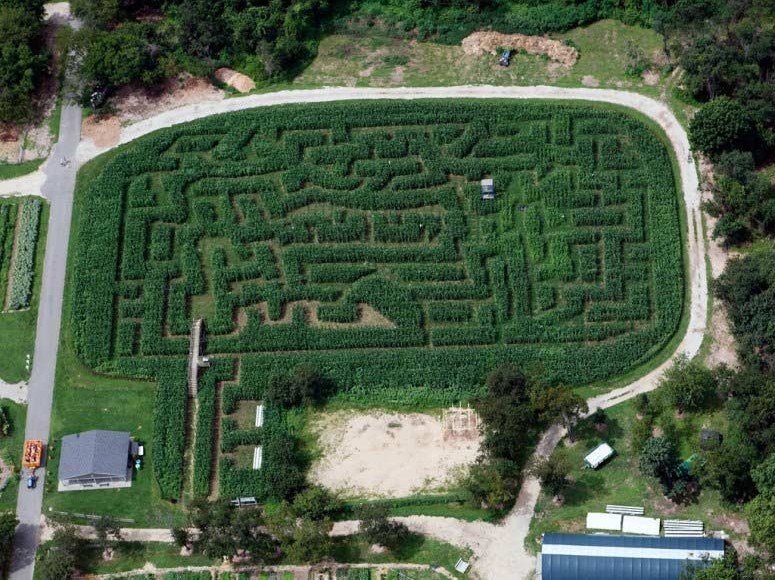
left=461, top=31, right=578, bottom=66
left=699, top=159, right=740, bottom=369
left=214, top=68, right=256, bottom=93
left=80, top=75, right=224, bottom=152
left=310, top=410, right=481, bottom=498
left=642, top=70, right=660, bottom=86
left=581, top=75, right=600, bottom=87
left=81, top=116, right=121, bottom=148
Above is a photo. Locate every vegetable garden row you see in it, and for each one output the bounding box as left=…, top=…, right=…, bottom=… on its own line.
left=0, top=198, right=42, bottom=312
left=68, top=100, right=685, bottom=501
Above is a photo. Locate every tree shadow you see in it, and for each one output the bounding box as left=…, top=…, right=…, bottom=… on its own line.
left=562, top=472, right=607, bottom=507
left=574, top=415, right=624, bottom=448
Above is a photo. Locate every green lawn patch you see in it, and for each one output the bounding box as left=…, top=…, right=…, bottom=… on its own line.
left=526, top=397, right=745, bottom=552
left=0, top=159, right=44, bottom=181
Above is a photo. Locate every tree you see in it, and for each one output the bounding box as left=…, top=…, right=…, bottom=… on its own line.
left=71, top=0, right=120, bottom=28
left=171, top=527, right=190, bottom=549
left=358, top=504, right=410, bottom=552
left=188, top=499, right=275, bottom=562
left=475, top=364, right=539, bottom=463
left=702, top=436, right=758, bottom=503
left=528, top=453, right=572, bottom=497
left=0, top=512, right=17, bottom=574
left=662, top=356, right=718, bottom=413
left=37, top=525, right=84, bottom=580
left=746, top=493, right=775, bottom=555
left=291, top=485, right=342, bottom=520
left=265, top=365, right=325, bottom=409
left=0, top=2, right=48, bottom=123
left=533, top=385, right=588, bottom=441
left=265, top=502, right=332, bottom=563
left=94, top=515, right=122, bottom=558
left=76, top=23, right=165, bottom=94
left=689, top=97, right=759, bottom=158
left=681, top=552, right=746, bottom=579
left=463, top=459, right=520, bottom=509
left=638, top=437, right=678, bottom=487
left=751, top=453, right=775, bottom=497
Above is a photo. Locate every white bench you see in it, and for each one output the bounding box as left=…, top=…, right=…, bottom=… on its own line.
left=606, top=505, right=645, bottom=515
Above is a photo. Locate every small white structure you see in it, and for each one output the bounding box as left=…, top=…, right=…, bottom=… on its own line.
left=480, top=178, right=495, bottom=200
left=584, top=442, right=614, bottom=469
left=255, top=403, right=264, bottom=427
left=622, top=515, right=661, bottom=536
left=586, top=512, right=622, bottom=531
left=252, top=446, right=263, bottom=470
left=455, top=559, right=470, bottom=573
left=606, top=504, right=644, bottom=515
left=664, top=519, right=704, bottom=537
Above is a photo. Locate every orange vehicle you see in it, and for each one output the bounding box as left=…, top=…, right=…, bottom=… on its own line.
left=22, top=439, right=43, bottom=470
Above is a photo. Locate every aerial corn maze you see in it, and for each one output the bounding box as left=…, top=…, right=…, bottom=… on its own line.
left=70, top=100, right=684, bottom=500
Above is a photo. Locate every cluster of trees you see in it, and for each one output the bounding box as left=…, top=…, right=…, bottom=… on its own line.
left=70, top=0, right=333, bottom=101
left=0, top=0, right=48, bottom=124
left=678, top=0, right=775, bottom=245
left=464, top=364, right=586, bottom=508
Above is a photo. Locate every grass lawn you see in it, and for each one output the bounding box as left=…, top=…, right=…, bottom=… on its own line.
left=0, top=402, right=27, bottom=512
left=60, top=541, right=218, bottom=575
left=43, top=149, right=185, bottom=528
left=329, top=534, right=472, bottom=578
left=526, top=395, right=745, bottom=553
left=293, top=20, right=694, bottom=125
left=0, top=200, right=50, bottom=383
left=0, top=159, right=44, bottom=181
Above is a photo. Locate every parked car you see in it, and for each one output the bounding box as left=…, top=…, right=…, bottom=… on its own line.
left=499, top=50, right=511, bottom=67
left=26, top=474, right=36, bottom=489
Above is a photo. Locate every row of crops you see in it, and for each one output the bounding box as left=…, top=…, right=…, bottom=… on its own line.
left=0, top=198, right=42, bottom=312
left=69, top=100, right=685, bottom=499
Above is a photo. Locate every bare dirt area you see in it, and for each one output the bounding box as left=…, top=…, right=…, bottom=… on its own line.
left=81, top=75, right=224, bottom=150
left=699, top=162, right=740, bottom=369
left=214, top=68, right=256, bottom=93
left=309, top=410, right=481, bottom=498
left=461, top=31, right=578, bottom=66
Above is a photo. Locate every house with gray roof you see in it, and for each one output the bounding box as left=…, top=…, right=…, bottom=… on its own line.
left=58, top=430, right=137, bottom=491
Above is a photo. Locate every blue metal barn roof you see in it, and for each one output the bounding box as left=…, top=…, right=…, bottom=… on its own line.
left=541, top=534, right=724, bottom=580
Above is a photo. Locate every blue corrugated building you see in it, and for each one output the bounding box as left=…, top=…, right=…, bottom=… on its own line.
left=539, top=533, right=725, bottom=580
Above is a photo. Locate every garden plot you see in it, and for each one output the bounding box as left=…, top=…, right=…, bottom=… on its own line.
left=309, top=411, right=481, bottom=498
left=68, top=99, right=684, bottom=503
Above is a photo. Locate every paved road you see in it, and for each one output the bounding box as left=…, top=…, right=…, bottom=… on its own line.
left=9, top=100, right=81, bottom=580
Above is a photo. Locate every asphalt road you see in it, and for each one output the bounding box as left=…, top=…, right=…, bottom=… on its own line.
left=9, top=100, right=81, bottom=580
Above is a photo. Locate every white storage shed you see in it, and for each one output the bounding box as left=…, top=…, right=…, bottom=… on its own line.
left=584, top=442, right=614, bottom=469
left=586, top=512, right=622, bottom=531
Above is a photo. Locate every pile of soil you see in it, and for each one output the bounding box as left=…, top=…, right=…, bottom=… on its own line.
left=461, top=31, right=578, bottom=66
left=214, top=68, right=257, bottom=93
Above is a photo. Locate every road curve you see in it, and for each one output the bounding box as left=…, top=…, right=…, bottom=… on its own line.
left=76, top=86, right=705, bottom=579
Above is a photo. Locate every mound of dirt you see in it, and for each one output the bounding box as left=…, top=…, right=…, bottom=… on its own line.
left=215, top=68, right=256, bottom=93
left=462, top=31, right=578, bottom=66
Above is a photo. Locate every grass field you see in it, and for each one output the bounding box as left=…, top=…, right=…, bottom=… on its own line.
left=0, top=198, right=49, bottom=383
left=0, top=159, right=44, bottom=181
left=526, top=395, right=744, bottom=552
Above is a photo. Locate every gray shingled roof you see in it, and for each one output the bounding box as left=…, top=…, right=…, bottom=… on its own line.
left=59, top=430, right=131, bottom=480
